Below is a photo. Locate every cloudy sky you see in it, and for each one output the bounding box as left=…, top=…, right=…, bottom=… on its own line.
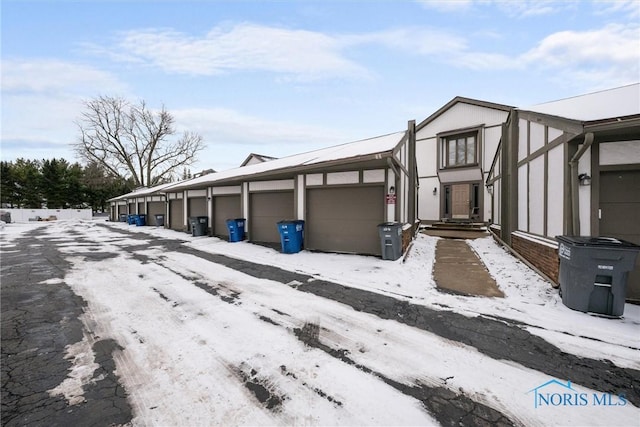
left=2, top=0, right=639, bottom=173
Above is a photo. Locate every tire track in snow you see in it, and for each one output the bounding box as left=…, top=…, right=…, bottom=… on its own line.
left=143, top=248, right=518, bottom=426
left=94, top=224, right=640, bottom=422
left=126, top=227, right=639, bottom=409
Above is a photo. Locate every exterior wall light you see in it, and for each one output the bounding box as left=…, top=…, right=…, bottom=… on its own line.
left=486, top=184, right=494, bottom=195
left=578, top=173, right=592, bottom=186
left=433, top=187, right=438, bottom=195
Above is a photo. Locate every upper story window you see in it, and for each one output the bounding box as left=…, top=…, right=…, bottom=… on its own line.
left=441, top=132, right=477, bottom=168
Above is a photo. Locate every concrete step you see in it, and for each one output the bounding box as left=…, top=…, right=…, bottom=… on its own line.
left=421, top=222, right=488, bottom=239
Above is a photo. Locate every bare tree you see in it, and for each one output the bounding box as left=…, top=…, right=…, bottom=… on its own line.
left=75, top=96, right=205, bottom=187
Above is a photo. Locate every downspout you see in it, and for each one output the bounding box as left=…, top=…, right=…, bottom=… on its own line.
left=407, top=120, right=417, bottom=229
left=569, top=132, right=594, bottom=236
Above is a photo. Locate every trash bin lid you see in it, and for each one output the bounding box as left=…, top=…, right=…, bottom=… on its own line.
left=556, top=235, right=640, bottom=249
left=378, top=222, right=401, bottom=228
left=277, top=219, right=297, bottom=225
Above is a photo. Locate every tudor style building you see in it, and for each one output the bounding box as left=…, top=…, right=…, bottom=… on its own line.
left=488, top=83, right=640, bottom=301
left=415, top=97, right=512, bottom=224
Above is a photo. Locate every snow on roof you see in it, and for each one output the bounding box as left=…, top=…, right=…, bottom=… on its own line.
left=240, top=153, right=278, bottom=166
left=109, top=181, right=178, bottom=201
left=165, top=130, right=407, bottom=191
left=519, top=83, right=640, bottom=122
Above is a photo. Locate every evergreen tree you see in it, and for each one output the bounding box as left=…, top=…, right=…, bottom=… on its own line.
left=1, top=161, right=19, bottom=208
left=13, top=159, right=42, bottom=208
left=41, top=159, right=68, bottom=208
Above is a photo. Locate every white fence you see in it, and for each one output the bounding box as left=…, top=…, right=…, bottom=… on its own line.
left=1, top=209, right=93, bottom=223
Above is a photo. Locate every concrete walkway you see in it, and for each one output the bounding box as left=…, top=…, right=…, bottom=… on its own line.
left=433, top=239, right=504, bottom=298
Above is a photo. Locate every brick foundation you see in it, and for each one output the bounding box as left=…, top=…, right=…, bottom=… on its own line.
left=401, top=221, right=420, bottom=254
left=511, top=233, right=560, bottom=285
left=402, top=228, right=412, bottom=253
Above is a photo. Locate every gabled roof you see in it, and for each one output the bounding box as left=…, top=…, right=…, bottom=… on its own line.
left=416, top=96, right=513, bottom=131
left=164, top=131, right=407, bottom=192
left=518, top=83, right=640, bottom=122
left=240, top=153, right=278, bottom=167
left=108, top=181, right=177, bottom=202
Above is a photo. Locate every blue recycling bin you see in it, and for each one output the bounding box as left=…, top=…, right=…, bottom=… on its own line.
left=127, top=214, right=137, bottom=225
left=226, top=218, right=246, bottom=242
left=277, top=220, right=305, bottom=254
left=135, top=214, right=147, bottom=226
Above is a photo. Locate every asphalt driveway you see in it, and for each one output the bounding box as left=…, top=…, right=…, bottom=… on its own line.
left=2, top=221, right=639, bottom=426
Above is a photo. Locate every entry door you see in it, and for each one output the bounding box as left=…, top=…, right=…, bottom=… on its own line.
left=451, top=184, right=470, bottom=219
left=600, top=170, right=640, bottom=301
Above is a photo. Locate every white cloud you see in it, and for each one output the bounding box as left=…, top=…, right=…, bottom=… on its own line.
left=448, top=23, right=640, bottom=88
left=173, top=107, right=351, bottom=148
left=1, top=59, right=129, bottom=162
left=521, top=23, right=640, bottom=83
left=417, top=0, right=565, bottom=17
left=171, top=107, right=362, bottom=171
left=344, top=27, right=467, bottom=56
left=593, top=0, right=640, bottom=19
left=95, top=23, right=370, bottom=81
left=416, top=0, right=474, bottom=13
left=1, top=58, right=127, bottom=95
left=88, top=23, right=469, bottom=81
left=494, top=0, right=564, bottom=18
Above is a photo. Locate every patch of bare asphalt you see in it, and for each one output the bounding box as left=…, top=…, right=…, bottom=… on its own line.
left=1, top=228, right=132, bottom=427
left=235, top=362, right=286, bottom=411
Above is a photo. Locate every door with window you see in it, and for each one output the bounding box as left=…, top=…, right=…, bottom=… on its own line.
left=443, top=183, right=481, bottom=221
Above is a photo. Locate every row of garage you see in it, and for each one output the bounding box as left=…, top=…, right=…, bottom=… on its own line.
left=111, top=130, right=417, bottom=257
left=163, top=183, right=386, bottom=255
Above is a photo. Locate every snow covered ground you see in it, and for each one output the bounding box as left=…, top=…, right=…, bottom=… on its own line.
left=1, top=220, right=639, bottom=426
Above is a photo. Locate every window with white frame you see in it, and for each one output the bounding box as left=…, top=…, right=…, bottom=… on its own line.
left=441, top=132, right=477, bottom=168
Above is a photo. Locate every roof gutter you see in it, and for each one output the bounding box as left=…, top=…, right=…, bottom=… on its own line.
left=569, top=132, right=594, bottom=236
left=162, top=151, right=395, bottom=192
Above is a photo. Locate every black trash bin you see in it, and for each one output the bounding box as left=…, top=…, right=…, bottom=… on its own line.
left=155, top=214, right=165, bottom=227
left=191, top=216, right=208, bottom=237
left=119, top=213, right=127, bottom=222
left=556, top=236, right=640, bottom=316
left=378, top=222, right=403, bottom=261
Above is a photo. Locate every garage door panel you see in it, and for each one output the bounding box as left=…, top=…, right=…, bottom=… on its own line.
left=169, top=200, right=184, bottom=231
left=307, top=186, right=384, bottom=255
left=188, top=198, right=207, bottom=216
left=188, top=197, right=208, bottom=232
left=147, top=201, right=165, bottom=226
left=213, top=195, right=241, bottom=237
left=250, top=192, right=293, bottom=243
